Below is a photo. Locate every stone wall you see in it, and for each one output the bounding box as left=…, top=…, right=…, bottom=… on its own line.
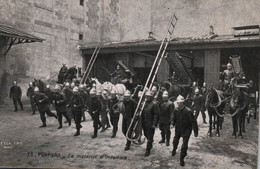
left=0, top=0, right=101, bottom=81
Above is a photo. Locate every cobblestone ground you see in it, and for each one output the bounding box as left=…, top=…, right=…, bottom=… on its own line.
left=0, top=98, right=258, bottom=169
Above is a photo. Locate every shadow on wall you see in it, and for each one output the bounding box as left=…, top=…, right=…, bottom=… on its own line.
left=0, top=69, right=10, bottom=104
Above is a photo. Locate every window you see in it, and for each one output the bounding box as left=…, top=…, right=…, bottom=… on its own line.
left=79, top=33, right=83, bottom=40
left=80, top=0, right=84, bottom=6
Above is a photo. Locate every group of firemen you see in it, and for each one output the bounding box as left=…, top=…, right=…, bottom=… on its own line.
left=8, top=62, right=257, bottom=167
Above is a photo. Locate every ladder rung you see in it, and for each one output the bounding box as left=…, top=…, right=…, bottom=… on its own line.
left=171, top=22, right=175, bottom=28
left=173, top=14, right=178, bottom=21
left=168, top=30, right=172, bottom=35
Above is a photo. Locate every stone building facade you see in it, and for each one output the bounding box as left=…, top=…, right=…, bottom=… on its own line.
left=0, top=0, right=259, bottom=100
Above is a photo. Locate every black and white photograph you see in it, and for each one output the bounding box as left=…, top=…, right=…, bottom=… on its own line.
left=0, top=0, right=259, bottom=168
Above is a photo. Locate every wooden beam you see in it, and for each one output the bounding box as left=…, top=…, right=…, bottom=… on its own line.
left=135, top=52, right=155, bottom=58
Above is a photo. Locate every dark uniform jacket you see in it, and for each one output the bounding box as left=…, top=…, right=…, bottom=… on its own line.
left=62, top=88, right=73, bottom=105
left=89, top=97, right=103, bottom=116
left=53, top=92, right=67, bottom=112
left=142, top=100, right=159, bottom=129
left=69, top=94, right=84, bottom=112
left=59, top=66, right=68, bottom=74
left=80, top=90, right=89, bottom=108
left=10, top=86, right=22, bottom=99
left=172, top=106, right=198, bottom=137
left=122, top=99, right=137, bottom=120
left=34, top=93, right=50, bottom=112
left=26, top=87, right=35, bottom=98
left=191, top=94, right=203, bottom=110
left=44, top=89, right=53, bottom=103
left=159, top=100, right=174, bottom=124
left=109, top=97, right=119, bottom=117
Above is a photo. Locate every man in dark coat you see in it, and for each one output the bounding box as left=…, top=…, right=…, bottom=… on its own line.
left=34, top=87, right=57, bottom=127
left=111, top=65, right=124, bottom=84
left=158, top=91, right=174, bottom=146
left=58, top=64, right=68, bottom=83
left=171, top=95, right=198, bottom=166
left=27, top=82, right=36, bottom=115
left=142, top=90, right=159, bottom=156
left=53, top=85, right=71, bottom=129
left=62, top=82, right=73, bottom=122
left=68, top=86, right=84, bottom=136
left=109, top=90, right=120, bottom=138
left=122, top=90, right=137, bottom=151
left=89, top=88, right=103, bottom=138
left=191, top=88, right=207, bottom=124
left=79, top=84, right=89, bottom=122
left=66, top=65, right=77, bottom=82
left=98, top=90, right=111, bottom=132
left=200, top=82, right=208, bottom=123
left=44, top=84, right=54, bottom=106
left=10, top=81, right=23, bottom=112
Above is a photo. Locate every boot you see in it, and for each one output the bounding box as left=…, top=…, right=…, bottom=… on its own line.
left=166, top=133, right=171, bottom=146
left=68, top=118, right=71, bottom=126
left=57, top=126, right=62, bottom=129
left=124, top=141, right=131, bottom=151
left=74, top=129, right=80, bottom=136
left=180, top=157, right=185, bottom=166
left=100, top=127, right=106, bottom=133
left=39, top=123, right=46, bottom=128
left=144, top=149, right=150, bottom=157
left=124, top=145, right=130, bottom=151
left=159, top=135, right=165, bottom=144
left=111, top=131, right=116, bottom=138
left=172, top=149, right=176, bottom=156
left=91, top=129, right=97, bottom=138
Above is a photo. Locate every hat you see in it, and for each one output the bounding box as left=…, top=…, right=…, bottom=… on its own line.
left=195, top=88, right=200, bottom=93
left=90, top=88, right=96, bottom=94
left=13, top=81, right=17, bottom=84
left=79, top=84, right=84, bottom=89
left=65, top=82, right=70, bottom=87
left=73, top=86, right=79, bottom=92
left=124, top=90, right=131, bottom=97
left=46, top=84, right=50, bottom=89
left=111, top=90, right=116, bottom=94
left=71, top=82, right=75, bottom=87
left=83, top=83, right=87, bottom=88
left=34, top=87, right=39, bottom=92
left=151, top=86, right=157, bottom=92
left=227, top=63, right=232, bottom=67
left=29, top=82, right=33, bottom=86
left=145, top=90, right=153, bottom=97
left=54, top=85, right=60, bottom=90
left=162, top=91, right=168, bottom=97
left=176, top=95, right=185, bottom=102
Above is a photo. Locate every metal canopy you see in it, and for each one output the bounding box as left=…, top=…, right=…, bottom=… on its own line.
left=0, top=24, right=44, bottom=55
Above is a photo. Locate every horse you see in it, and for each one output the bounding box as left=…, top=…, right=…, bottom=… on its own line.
left=90, top=78, right=126, bottom=101
left=228, top=88, right=249, bottom=139
left=205, top=87, right=226, bottom=137
left=162, top=81, right=191, bottom=107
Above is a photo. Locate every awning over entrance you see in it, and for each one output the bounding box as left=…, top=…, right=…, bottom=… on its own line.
left=0, top=24, right=44, bottom=55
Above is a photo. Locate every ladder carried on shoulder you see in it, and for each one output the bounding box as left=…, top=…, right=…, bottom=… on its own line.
left=126, top=14, right=178, bottom=142
left=80, top=42, right=102, bottom=84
